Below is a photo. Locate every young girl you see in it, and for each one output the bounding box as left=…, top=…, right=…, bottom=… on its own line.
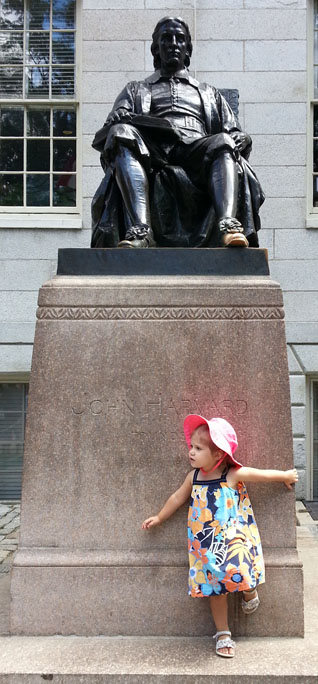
left=142, top=414, right=298, bottom=658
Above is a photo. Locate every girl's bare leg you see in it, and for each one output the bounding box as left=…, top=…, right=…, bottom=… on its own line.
left=209, top=594, right=234, bottom=656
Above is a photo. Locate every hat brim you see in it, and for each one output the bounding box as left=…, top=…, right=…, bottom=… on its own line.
left=183, top=414, right=242, bottom=468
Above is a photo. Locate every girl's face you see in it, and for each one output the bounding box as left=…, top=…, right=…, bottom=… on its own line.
left=189, top=427, right=223, bottom=472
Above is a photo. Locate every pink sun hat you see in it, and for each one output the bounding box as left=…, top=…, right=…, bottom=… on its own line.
left=183, top=415, right=242, bottom=468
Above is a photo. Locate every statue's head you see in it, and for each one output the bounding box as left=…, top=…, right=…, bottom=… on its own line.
left=151, top=16, right=193, bottom=70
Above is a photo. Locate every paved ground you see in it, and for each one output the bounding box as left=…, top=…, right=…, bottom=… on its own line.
left=0, top=503, right=20, bottom=569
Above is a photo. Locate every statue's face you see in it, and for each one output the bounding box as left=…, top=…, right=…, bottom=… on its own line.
left=157, top=20, right=188, bottom=71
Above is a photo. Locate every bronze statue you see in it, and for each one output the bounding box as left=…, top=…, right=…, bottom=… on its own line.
left=91, top=17, right=264, bottom=249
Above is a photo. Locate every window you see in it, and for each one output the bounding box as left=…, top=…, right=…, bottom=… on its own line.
left=312, top=380, right=318, bottom=500
left=312, top=2, right=318, bottom=209
left=0, top=382, right=28, bottom=500
left=0, top=0, right=78, bottom=212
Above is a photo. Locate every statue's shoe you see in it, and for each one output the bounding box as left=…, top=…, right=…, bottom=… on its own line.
left=118, top=225, right=156, bottom=248
left=218, top=217, right=248, bottom=248
left=222, top=232, right=248, bottom=247
left=118, top=237, right=155, bottom=248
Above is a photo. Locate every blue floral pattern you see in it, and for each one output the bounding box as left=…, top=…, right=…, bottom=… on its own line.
left=188, top=469, right=265, bottom=597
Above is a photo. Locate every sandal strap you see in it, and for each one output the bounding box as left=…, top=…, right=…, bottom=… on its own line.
left=215, top=635, right=236, bottom=651
left=213, top=631, right=231, bottom=639
left=242, top=596, right=259, bottom=610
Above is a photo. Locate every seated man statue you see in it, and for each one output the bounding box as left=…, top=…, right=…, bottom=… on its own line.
left=91, top=16, right=265, bottom=249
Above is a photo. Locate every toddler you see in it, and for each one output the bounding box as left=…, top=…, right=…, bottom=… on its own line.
left=142, top=414, right=298, bottom=658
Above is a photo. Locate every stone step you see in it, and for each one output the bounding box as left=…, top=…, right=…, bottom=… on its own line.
left=0, top=635, right=317, bottom=682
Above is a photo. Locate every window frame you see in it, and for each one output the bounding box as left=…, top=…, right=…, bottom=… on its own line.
left=0, top=0, right=82, bottom=221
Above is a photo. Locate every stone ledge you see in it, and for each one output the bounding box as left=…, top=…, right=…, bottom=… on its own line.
left=13, top=547, right=301, bottom=568
left=0, top=635, right=317, bottom=682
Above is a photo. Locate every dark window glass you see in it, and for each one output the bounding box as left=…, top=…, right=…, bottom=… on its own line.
left=313, top=177, right=318, bottom=208
left=26, top=173, right=49, bottom=205
left=0, top=139, right=23, bottom=170
left=0, top=173, right=23, bottom=204
left=53, top=139, right=75, bottom=171
left=27, top=139, right=50, bottom=170
left=27, top=108, right=50, bottom=136
left=0, top=106, right=24, bottom=136
left=53, top=108, right=76, bottom=136
left=313, top=106, right=318, bottom=138
left=313, top=381, right=318, bottom=499
left=0, top=383, right=28, bottom=500
left=53, top=172, right=75, bottom=205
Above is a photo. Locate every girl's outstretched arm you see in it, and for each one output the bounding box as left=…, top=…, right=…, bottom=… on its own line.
left=141, top=471, right=194, bottom=529
left=228, top=466, right=298, bottom=491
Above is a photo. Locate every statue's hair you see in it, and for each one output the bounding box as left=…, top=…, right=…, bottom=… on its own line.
left=151, top=16, right=193, bottom=69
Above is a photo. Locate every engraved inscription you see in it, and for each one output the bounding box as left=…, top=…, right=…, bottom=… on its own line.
left=71, top=395, right=248, bottom=422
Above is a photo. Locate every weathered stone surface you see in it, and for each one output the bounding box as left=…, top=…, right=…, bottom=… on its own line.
left=10, top=270, right=303, bottom=636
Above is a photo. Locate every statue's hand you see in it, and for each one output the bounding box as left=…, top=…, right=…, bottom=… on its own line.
left=231, top=131, right=252, bottom=153
left=106, top=108, right=134, bottom=127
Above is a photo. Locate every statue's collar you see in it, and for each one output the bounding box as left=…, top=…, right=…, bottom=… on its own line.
left=146, top=69, right=199, bottom=87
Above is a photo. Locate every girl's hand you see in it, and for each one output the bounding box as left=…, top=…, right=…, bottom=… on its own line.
left=141, top=516, right=160, bottom=529
left=284, top=468, right=298, bottom=490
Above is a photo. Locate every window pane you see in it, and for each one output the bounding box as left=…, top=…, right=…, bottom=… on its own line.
left=52, top=66, right=75, bottom=97
left=0, top=31, right=23, bottom=64
left=313, top=381, right=318, bottom=410
left=27, top=108, right=50, bottom=136
left=26, top=31, right=50, bottom=65
left=52, top=31, right=74, bottom=63
left=314, top=141, right=318, bottom=173
left=0, top=0, right=24, bottom=29
left=27, top=173, right=49, bottom=205
left=26, top=0, right=50, bottom=30
left=26, top=65, right=49, bottom=97
left=315, top=66, right=318, bottom=99
left=0, top=65, right=23, bottom=96
left=53, top=108, right=76, bottom=136
left=0, top=173, right=23, bottom=205
left=27, top=139, right=50, bottom=170
left=0, top=383, right=24, bottom=411
left=0, top=444, right=24, bottom=468
left=0, top=139, right=23, bottom=170
left=313, top=177, right=318, bottom=207
left=0, top=411, right=24, bottom=440
left=53, top=172, right=75, bottom=205
left=0, top=106, right=24, bottom=136
left=52, top=0, right=75, bottom=29
left=53, top=139, right=75, bottom=171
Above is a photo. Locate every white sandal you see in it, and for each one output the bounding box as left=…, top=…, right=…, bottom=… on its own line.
left=241, top=588, right=260, bottom=614
left=213, top=631, right=236, bottom=658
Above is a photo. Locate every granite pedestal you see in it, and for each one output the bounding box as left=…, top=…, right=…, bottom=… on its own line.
left=10, top=249, right=303, bottom=637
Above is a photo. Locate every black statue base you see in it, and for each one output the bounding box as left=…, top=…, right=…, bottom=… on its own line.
left=57, top=248, right=269, bottom=277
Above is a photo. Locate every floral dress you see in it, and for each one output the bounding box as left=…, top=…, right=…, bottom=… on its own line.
left=188, top=468, right=265, bottom=597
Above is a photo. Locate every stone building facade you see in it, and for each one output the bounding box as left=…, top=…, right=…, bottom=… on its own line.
left=0, top=0, right=316, bottom=500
